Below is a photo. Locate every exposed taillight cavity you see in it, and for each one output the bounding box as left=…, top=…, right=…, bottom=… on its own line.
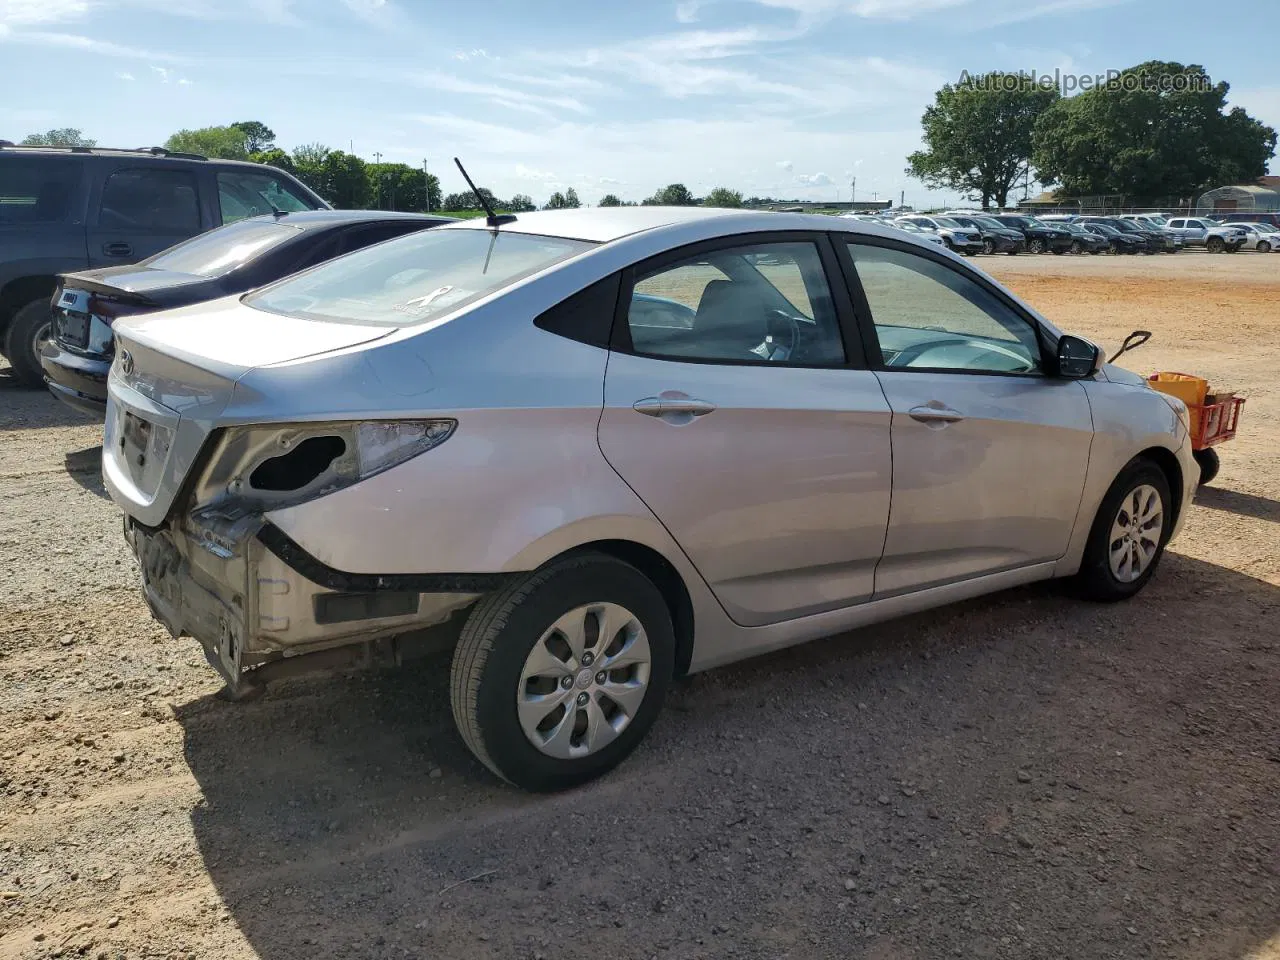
left=250, top=436, right=347, bottom=492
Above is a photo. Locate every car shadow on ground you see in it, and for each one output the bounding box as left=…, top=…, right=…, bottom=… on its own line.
left=1195, top=485, right=1280, bottom=523
left=176, top=552, right=1280, bottom=960
left=0, top=364, right=99, bottom=430
left=63, top=445, right=108, bottom=498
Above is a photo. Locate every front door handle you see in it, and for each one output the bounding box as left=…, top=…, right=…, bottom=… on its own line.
left=102, top=241, right=133, bottom=258
left=908, top=402, right=965, bottom=424
left=633, top=396, right=717, bottom=418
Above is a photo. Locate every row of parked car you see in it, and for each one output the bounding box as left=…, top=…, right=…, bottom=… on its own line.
left=843, top=210, right=1271, bottom=259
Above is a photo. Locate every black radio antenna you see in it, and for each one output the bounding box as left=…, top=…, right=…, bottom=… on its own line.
left=454, top=157, right=516, bottom=228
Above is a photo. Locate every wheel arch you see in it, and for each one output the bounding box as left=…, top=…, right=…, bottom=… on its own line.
left=552, top=539, right=697, bottom=678
left=0, top=274, right=58, bottom=332
left=1136, top=445, right=1185, bottom=531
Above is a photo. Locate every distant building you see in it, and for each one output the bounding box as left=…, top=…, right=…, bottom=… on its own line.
left=757, top=200, right=893, bottom=212
left=1196, top=178, right=1280, bottom=213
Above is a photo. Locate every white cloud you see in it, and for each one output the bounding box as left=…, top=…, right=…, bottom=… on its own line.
left=514, top=163, right=558, bottom=181
left=150, top=64, right=170, bottom=82
left=0, top=28, right=185, bottom=61
left=674, top=0, right=701, bottom=21
left=0, top=0, right=91, bottom=25
left=178, top=77, right=192, bottom=85
left=797, top=172, right=833, bottom=186
left=115, top=70, right=134, bottom=80
left=777, top=160, right=793, bottom=171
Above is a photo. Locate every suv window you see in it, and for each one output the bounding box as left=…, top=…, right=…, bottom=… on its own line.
left=626, top=241, right=845, bottom=365
left=99, top=168, right=200, bottom=231
left=846, top=242, right=1041, bottom=375
left=1168, top=219, right=1185, bottom=228
left=0, top=156, right=82, bottom=224
left=217, top=170, right=316, bottom=224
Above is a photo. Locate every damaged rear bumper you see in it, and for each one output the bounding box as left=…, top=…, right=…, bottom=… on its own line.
left=126, top=508, right=493, bottom=693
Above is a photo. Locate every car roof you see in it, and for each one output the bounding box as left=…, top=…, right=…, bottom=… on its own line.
left=242, top=210, right=454, bottom=231
left=439, top=206, right=803, bottom=244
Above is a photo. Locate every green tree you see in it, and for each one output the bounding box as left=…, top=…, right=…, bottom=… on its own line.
left=232, top=121, right=275, bottom=153
left=249, top=147, right=295, bottom=172
left=646, top=183, right=697, bottom=206
left=366, top=162, right=440, bottom=212
left=599, top=193, right=622, bottom=207
left=164, top=125, right=249, bottom=160
left=289, top=143, right=331, bottom=197
left=704, top=187, right=744, bottom=208
left=1033, top=61, right=1277, bottom=201
left=564, top=187, right=581, bottom=208
left=442, top=186, right=499, bottom=211
left=545, top=191, right=568, bottom=209
left=506, top=193, right=537, bottom=212
left=320, top=150, right=371, bottom=208
left=907, top=72, right=1059, bottom=209
left=21, top=127, right=96, bottom=147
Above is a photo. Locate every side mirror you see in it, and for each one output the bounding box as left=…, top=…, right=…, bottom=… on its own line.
left=1056, top=335, right=1103, bottom=379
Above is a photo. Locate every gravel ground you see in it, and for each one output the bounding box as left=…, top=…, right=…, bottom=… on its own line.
left=1, top=250, right=1277, bottom=960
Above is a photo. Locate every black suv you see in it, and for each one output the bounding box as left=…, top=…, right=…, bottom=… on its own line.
left=0, top=144, right=327, bottom=387
left=987, top=215, right=1074, bottom=254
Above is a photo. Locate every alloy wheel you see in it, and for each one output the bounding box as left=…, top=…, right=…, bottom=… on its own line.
left=517, top=602, right=652, bottom=760
left=1108, top=484, right=1164, bottom=583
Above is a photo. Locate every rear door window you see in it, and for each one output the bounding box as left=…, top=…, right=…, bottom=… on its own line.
left=217, top=170, right=317, bottom=224
left=98, top=168, right=200, bottom=232
left=0, top=156, right=83, bottom=224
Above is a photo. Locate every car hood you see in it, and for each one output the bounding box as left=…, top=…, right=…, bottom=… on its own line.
left=114, top=296, right=394, bottom=376
left=1100, top=363, right=1148, bottom=386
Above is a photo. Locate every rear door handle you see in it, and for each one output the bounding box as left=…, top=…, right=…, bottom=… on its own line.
left=908, top=403, right=965, bottom=424
left=102, top=241, right=133, bottom=258
left=633, top=396, right=717, bottom=417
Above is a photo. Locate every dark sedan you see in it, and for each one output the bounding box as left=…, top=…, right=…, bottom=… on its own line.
left=1079, top=221, right=1143, bottom=254
left=943, top=213, right=1026, bottom=254
left=41, top=210, right=453, bottom=415
left=1060, top=221, right=1110, bottom=254
left=987, top=214, right=1074, bottom=254
left=1079, top=217, right=1164, bottom=254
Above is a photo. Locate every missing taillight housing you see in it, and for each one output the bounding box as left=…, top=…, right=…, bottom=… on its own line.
left=249, top=436, right=347, bottom=492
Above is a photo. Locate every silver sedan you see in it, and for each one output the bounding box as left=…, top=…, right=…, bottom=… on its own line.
left=103, top=207, right=1197, bottom=791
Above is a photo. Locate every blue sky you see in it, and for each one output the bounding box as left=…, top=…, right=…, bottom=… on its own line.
left=2, top=0, right=1277, bottom=207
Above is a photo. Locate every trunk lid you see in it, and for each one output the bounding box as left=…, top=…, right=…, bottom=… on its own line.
left=103, top=298, right=395, bottom=526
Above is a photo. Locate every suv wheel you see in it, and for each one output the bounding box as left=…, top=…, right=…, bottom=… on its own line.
left=1074, top=459, right=1171, bottom=602
left=4, top=298, right=55, bottom=388
left=451, top=553, right=675, bottom=791
left=982, top=239, right=995, bottom=255
left=1206, top=236, right=1225, bottom=253
left=1027, top=238, right=1045, bottom=254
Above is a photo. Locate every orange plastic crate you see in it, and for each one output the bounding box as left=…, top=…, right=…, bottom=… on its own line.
left=1190, top=395, right=1245, bottom=449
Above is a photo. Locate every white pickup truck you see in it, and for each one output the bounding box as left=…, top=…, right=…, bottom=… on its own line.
left=1163, top=217, right=1246, bottom=252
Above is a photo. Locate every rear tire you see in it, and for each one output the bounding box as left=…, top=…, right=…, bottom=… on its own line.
left=1258, top=241, right=1271, bottom=253
left=1193, top=448, right=1220, bottom=487
left=1070, top=241, right=1083, bottom=254
left=1028, top=238, right=1045, bottom=254
left=3, top=298, right=55, bottom=388
left=450, top=552, right=675, bottom=791
left=1074, top=458, right=1172, bottom=602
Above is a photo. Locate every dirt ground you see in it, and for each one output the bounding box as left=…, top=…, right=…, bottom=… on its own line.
left=1, top=249, right=1277, bottom=960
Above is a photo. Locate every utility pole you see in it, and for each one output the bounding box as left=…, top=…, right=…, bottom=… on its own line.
left=423, top=159, right=431, bottom=212
left=373, top=152, right=383, bottom=208
left=851, top=175, right=856, bottom=206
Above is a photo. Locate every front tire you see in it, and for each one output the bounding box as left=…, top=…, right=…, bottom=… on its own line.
left=1258, top=241, right=1271, bottom=253
left=1074, top=459, right=1172, bottom=602
left=1206, top=236, right=1225, bottom=253
left=1028, top=238, right=1046, bottom=254
left=4, top=297, right=55, bottom=388
left=450, top=553, right=675, bottom=791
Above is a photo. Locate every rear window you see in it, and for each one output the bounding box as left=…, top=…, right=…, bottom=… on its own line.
left=144, top=218, right=301, bottom=277
left=246, top=227, right=596, bottom=327
left=0, top=156, right=82, bottom=224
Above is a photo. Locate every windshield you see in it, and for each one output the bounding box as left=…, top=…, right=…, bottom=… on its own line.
left=893, top=221, right=924, bottom=232
left=1244, top=222, right=1278, bottom=233
left=933, top=217, right=963, bottom=228
left=143, top=219, right=300, bottom=278
left=974, top=217, right=1004, bottom=229
left=1201, top=217, right=1222, bottom=226
left=1141, top=215, right=1168, bottom=225
left=247, top=227, right=596, bottom=327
